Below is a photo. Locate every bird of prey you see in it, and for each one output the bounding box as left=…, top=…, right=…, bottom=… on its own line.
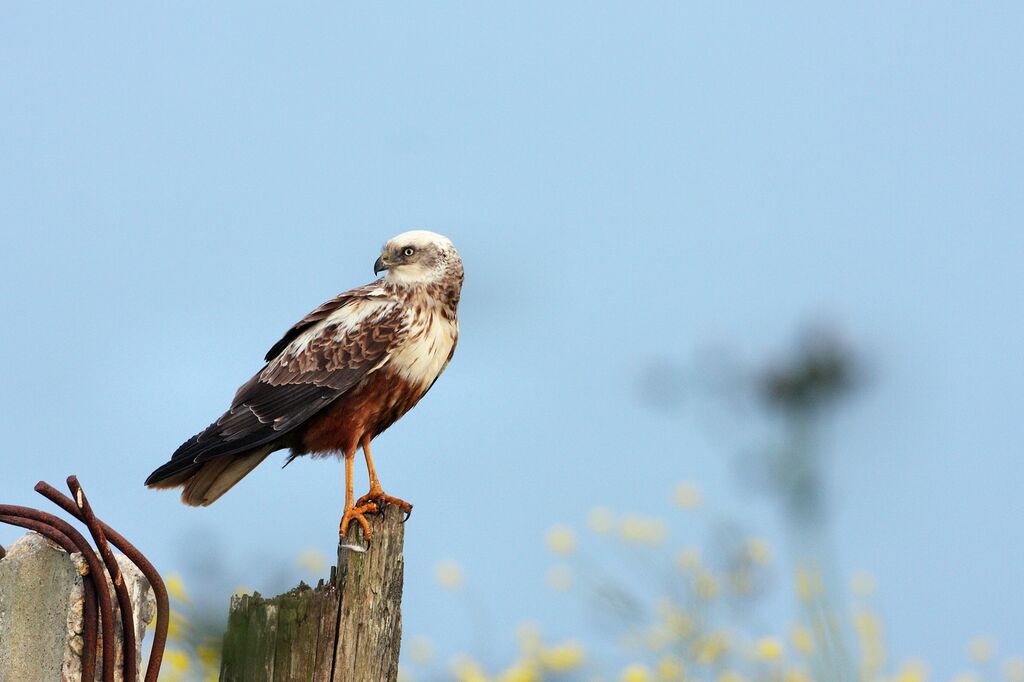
left=145, top=230, right=463, bottom=540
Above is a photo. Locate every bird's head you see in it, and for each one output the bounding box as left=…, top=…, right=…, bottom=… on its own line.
left=374, top=230, right=463, bottom=287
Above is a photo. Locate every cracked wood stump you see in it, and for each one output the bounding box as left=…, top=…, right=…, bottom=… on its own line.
left=220, top=505, right=405, bottom=682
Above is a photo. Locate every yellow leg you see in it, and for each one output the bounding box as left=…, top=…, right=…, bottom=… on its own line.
left=363, top=435, right=383, bottom=491
left=339, top=448, right=377, bottom=541
left=356, top=436, right=413, bottom=515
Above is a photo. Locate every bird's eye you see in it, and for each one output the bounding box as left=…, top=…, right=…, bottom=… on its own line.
left=403, top=247, right=415, bottom=257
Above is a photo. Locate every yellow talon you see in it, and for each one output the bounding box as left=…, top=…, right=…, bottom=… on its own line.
left=339, top=502, right=378, bottom=541
left=356, top=487, right=413, bottom=515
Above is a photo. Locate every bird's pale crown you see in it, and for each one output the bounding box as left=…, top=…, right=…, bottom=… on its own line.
left=375, top=230, right=462, bottom=285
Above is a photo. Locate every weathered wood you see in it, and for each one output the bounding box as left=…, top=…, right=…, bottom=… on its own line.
left=0, top=532, right=156, bottom=682
left=220, top=505, right=405, bottom=682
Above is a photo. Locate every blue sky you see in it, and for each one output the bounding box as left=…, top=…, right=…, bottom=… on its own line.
left=2, top=2, right=1022, bottom=677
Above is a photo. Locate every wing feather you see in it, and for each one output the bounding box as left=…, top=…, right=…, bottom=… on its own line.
left=261, top=283, right=385, bottom=362
left=145, top=285, right=407, bottom=487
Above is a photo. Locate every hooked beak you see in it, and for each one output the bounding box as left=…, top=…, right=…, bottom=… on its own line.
left=373, top=255, right=389, bottom=275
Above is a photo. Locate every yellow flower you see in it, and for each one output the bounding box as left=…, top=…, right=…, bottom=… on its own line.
left=434, top=560, right=465, bottom=590
left=967, top=636, right=997, bottom=663
left=693, top=571, right=720, bottom=601
left=754, top=636, right=784, bottom=661
left=540, top=641, right=585, bottom=671
left=852, top=609, right=882, bottom=639
left=546, top=564, right=573, bottom=591
left=587, top=507, right=615, bottom=534
left=790, top=625, right=813, bottom=656
left=893, top=659, right=928, bottom=682
left=409, top=635, right=435, bottom=664
left=452, top=655, right=489, bottom=682
left=784, top=668, right=811, bottom=682
left=197, top=643, right=220, bottom=669
left=693, top=632, right=729, bottom=665
left=664, top=608, right=695, bottom=638
left=746, top=538, right=772, bottom=565
left=861, top=640, right=886, bottom=672
left=793, top=565, right=822, bottom=602
left=673, top=482, right=703, bottom=510
left=619, top=514, right=668, bottom=545
left=165, top=573, right=191, bottom=604
left=296, top=548, right=328, bottom=574
left=850, top=570, right=876, bottom=597
left=675, top=547, right=701, bottom=571
left=852, top=606, right=886, bottom=671
left=621, top=663, right=653, bottom=682
left=656, top=654, right=685, bottom=680
left=1004, top=656, right=1024, bottom=682
left=497, top=660, right=540, bottom=682
left=165, top=649, right=191, bottom=673
left=545, top=525, right=577, bottom=556
left=167, top=610, right=189, bottom=641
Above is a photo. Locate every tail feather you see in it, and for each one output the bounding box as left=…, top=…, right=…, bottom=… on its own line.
left=147, top=447, right=274, bottom=506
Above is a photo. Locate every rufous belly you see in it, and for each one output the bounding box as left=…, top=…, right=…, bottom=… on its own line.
left=298, top=369, right=426, bottom=456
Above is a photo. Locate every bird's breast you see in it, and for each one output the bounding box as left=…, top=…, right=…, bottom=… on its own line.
left=388, top=310, right=458, bottom=390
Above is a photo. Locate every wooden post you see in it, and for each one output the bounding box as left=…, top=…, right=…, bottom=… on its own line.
left=220, top=505, right=406, bottom=682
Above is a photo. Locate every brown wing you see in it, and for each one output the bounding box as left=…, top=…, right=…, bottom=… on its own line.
left=261, top=283, right=379, bottom=362
left=145, top=287, right=406, bottom=486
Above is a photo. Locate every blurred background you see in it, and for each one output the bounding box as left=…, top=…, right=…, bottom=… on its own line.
left=1, top=3, right=1022, bottom=680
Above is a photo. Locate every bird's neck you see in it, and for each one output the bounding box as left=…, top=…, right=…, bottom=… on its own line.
left=385, top=274, right=462, bottom=311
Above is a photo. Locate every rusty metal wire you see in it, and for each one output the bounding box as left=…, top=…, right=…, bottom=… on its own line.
left=0, top=476, right=168, bottom=682
left=68, top=477, right=139, bottom=682
left=36, top=480, right=170, bottom=682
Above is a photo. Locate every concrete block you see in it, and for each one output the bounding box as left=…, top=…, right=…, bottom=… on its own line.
left=0, top=532, right=156, bottom=681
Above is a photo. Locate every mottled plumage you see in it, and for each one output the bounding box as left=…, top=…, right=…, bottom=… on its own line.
left=146, top=231, right=463, bottom=534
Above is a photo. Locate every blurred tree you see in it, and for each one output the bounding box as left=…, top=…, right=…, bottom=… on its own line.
left=642, top=324, right=863, bottom=681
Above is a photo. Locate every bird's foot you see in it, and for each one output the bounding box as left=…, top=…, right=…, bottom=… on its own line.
left=357, top=487, right=413, bottom=521
left=339, top=502, right=378, bottom=541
